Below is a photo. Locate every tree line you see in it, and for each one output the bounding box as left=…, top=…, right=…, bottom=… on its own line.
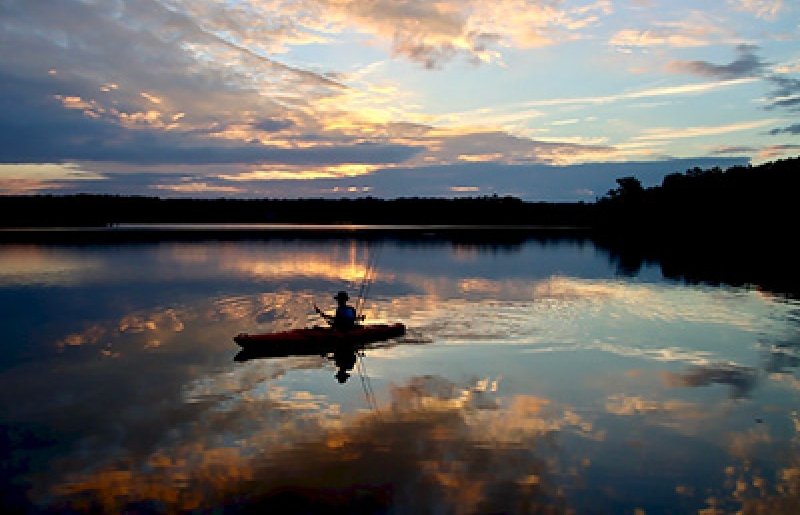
left=0, top=194, right=593, bottom=227
left=594, top=155, right=798, bottom=239
left=0, top=156, right=796, bottom=233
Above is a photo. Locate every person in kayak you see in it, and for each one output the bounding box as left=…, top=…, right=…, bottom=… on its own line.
left=314, top=290, right=363, bottom=330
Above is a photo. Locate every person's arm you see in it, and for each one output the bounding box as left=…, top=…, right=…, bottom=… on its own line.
left=350, top=306, right=365, bottom=322
left=313, top=303, right=333, bottom=322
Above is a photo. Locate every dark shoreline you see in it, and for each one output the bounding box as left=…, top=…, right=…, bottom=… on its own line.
left=1, top=156, right=796, bottom=233
left=1, top=157, right=797, bottom=297
left=0, top=223, right=796, bottom=299
left=0, top=223, right=589, bottom=248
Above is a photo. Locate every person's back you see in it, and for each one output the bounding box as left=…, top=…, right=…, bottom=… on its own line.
left=334, top=304, right=357, bottom=330
left=314, top=291, right=361, bottom=331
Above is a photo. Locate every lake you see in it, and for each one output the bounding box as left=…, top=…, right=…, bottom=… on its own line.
left=1, top=230, right=798, bottom=513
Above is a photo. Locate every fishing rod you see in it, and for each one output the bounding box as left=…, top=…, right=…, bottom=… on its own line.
left=356, top=351, right=380, bottom=415
left=355, top=242, right=381, bottom=319
left=353, top=242, right=384, bottom=415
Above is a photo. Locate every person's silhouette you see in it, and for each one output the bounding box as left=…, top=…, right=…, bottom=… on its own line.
left=332, top=346, right=358, bottom=384
left=314, top=291, right=362, bottom=330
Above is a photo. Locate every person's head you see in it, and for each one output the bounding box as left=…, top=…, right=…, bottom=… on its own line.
left=335, top=369, right=350, bottom=383
left=334, top=290, right=349, bottom=306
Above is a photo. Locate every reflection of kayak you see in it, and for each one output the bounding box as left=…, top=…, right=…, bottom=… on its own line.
left=233, top=323, right=406, bottom=353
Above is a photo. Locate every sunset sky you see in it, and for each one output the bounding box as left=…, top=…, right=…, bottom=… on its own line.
left=1, top=0, right=798, bottom=199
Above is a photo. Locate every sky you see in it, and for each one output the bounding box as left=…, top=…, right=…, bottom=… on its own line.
left=0, top=0, right=798, bottom=200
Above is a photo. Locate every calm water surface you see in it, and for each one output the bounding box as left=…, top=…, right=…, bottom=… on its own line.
left=1, top=234, right=799, bottom=513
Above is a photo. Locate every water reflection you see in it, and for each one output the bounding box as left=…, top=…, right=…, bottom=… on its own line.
left=0, top=236, right=798, bottom=512
left=47, top=374, right=587, bottom=513
left=0, top=245, right=103, bottom=286
left=235, top=342, right=375, bottom=385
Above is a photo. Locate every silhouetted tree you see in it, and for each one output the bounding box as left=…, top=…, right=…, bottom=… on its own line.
left=606, top=176, right=644, bottom=200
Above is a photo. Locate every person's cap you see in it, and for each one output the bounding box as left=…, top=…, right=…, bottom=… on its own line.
left=334, top=291, right=349, bottom=301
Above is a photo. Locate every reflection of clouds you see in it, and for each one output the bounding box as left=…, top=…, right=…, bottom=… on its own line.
left=605, top=394, right=696, bottom=416
left=47, top=374, right=592, bottom=512
left=717, top=409, right=800, bottom=513
left=182, top=357, right=329, bottom=410
left=769, top=373, right=800, bottom=392
left=763, top=336, right=800, bottom=373
left=603, top=393, right=717, bottom=434
left=6, top=240, right=800, bottom=512
left=663, top=364, right=759, bottom=398
left=217, top=244, right=395, bottom=285
left=533, top=276, right=630, bottom=301
left=57, top=291, right=320, bottom=356
left=0, top=246, right=102, bottom=286
left=208, top=295, right=258, bottom=322
left=225, top=254, right=370, bottom=283
left=533, top=277, right=776, bottom=330
left=393, top=374, right=500, bottom=411
left=119, top=309, right=185, bottom=333
left=524, top=342, right=717, bottom=366
left=60, top=308, right=188, bottom=352
left=59, top=324, right=107, bottom=348
left=393, top=295, right=541, bottom=342
left=727, top=427, right=773, bottom=460
left=394, top=275, right=784, bottom=343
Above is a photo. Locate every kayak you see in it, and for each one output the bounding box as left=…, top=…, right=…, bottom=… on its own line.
left=233, top=323, right=406, bottom=354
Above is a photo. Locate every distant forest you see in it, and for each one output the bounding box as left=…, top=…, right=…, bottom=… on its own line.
left=593, top=155, right=797, bottom=238
left=1, top=156, right=797, bottom=235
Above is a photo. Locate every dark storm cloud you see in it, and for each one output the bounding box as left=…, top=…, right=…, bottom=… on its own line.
left=667, top=44, right=768, bottom=80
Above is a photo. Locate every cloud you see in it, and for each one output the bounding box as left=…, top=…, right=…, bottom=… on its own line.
left=632, top=119, right=779, bottom=142
left=3, top=156, right=749, bottom=199
left=2, top=0, right=611, bottom=177
left=729, top=0, right=785, bottom=20
left=768, top=124, right=800, bottom=135
left=654, top=46, right=797, bottom=139
left=313, top=0, right=613, bottom=68
left=0, top=1, right=432, bottom=171
left=522, top=78, right=757, bottom=108
left=760, top=68, right=800, bottom=136
left=156, top=0, right=613, bottom=71
left=0, top=70, right=421, bottom=166
left=710, top=143, right=800, bottom=161
left=0, top=0, right=788, bottom=190
left=217, top=157, right=748, bottom=200
left=609, top=11, right=734, bottom=49
left=667, top=45, right=768, bottom=80
left=764, top=75, right=800, bottom=111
